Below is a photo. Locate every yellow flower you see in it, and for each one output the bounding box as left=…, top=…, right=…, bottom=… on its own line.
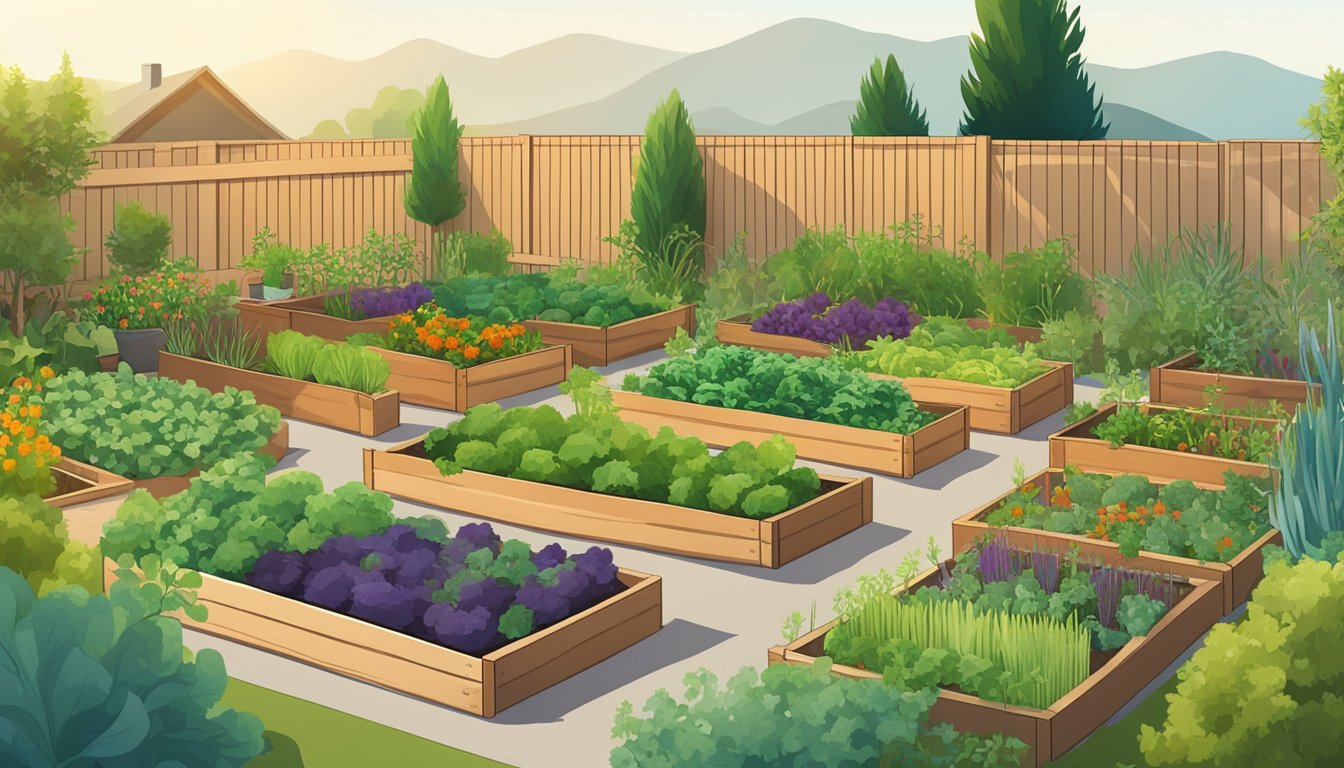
left=1, top=459, right=14, bottom=472
left=38, top=366, right=55, bottom=379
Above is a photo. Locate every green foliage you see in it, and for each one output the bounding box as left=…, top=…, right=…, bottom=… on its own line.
left=37, top=366, right=283, bottom=479
left=104, top=200, right=172, bottom=276
left=201, top=316, right=263, bottom=370
left=430, top=272, right=672, bottom=327
left=306, top=84, right=425, bottom=139
left=600, top=220, right=706, bottom=302
left=611, top=661, right=1028, bottom=768
left=423, top=403, right=821, bottom=519
left=1092, top=403, right=1280, bottom=464
left=404, top=75, right=465, bottom=227
left=979, top=239, right=1092, bottom=327
left=699, top=231, right=773, bottom=336
left=310, top=340, right=391, bottom=394
left=959, top=0, right=1107, bottom=139
left=559, top=366, right=614, bottom=420
left=0, top=190, right=77, bottom=333
left=1269, top=309, right=1344, bottom=561
left=1301, top=67, right=1344, bottom=271
left=631, top=89, right=706, bottom=261
left=1138, top=553, right=1344, bottom=766
left=847, top=316, right=1048, bottom=387
left=985, top=468, right=1273, bottom=561
left=0, top=561, right=265, bottom=768
left=298, top=228, right=421, bottom=315
left=266, top=329, right=327, bottom=380
left=239, top=226, right=306, bottom=288
left=625, top=344, right=938, bottom=434
left=0, top=312, right=110, bottom=377
left=432, top=229, right=513, bottom=279
left=851, top=55, right=929, bottom=137
left=0, top=494, right=100, bottom=595
left=102, top=453, right=395, bottom=580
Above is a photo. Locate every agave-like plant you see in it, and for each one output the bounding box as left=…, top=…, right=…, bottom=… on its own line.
left=1268, top=304, right=1344, bottom=560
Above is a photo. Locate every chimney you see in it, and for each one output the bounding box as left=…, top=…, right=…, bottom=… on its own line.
left=142, top=63, right=162, bottom=90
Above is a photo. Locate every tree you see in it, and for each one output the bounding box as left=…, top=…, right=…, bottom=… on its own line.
left=404, top=75, right=465, bottom=228
left=1301, top=67, right=1344, bottom=270
left=630, top=89, right=706, bottom=256
left=850, top=55, right=929, bottom=137
left=0, top=192, right=77, bottom=334
left=959, top=0, right=1107, bottom=139
left=308, top=85, right=426, bottom=139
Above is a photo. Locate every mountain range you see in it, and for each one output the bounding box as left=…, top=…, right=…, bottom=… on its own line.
left=153, top=18, right=1321, bottom=140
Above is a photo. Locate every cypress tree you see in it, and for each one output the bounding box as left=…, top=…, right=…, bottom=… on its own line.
left=850, top=55, right=929, bottom=137
left=630, top=89, right=706, bottom=256
left=959, top=0, right=1108, bottom=139
left=404, top=75, right=465, bottom=227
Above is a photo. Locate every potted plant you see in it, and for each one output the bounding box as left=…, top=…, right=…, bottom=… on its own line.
left=241, top=227, right=301, bottom=300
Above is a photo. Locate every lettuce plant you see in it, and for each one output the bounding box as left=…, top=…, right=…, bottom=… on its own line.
left=846, top=316, right=1047, bottom=387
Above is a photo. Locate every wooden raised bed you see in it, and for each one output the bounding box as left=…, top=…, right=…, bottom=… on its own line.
left=952, top=469, right=1281, bottom=615
left=768, top=561, right=1222, bottom=767
left=609, top=390, right=969, bottom=477
left=101, top=559, right=661, bottom=718
left=1049, top=403, right=1277, bottom=488
left=369, top=345, right=571, bottom=412
left=870, top=361, right=1074, bottom=434
left=715, top=316, right=833, bottom=358
left=125, top=420, right=291, bottom=499
left=364, top=436, right=874, bottom=568
left=1150, top=352, right=1316, bottom=413
left=237, top=295, right=395, bottom=349
left=158, top=351, right=400, bottom=436
left=43, top=458, right=133, bottom=548
left=525, top=304, right=696, bottom=367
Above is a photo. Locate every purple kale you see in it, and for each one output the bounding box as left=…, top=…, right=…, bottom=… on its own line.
left=306, top=534, right=369, bottom=570
left=515, top=580, right=572, bottom=625
left=455, top=576, right=515, bottom=615
left=422, top=603, right=499, bottom=654
left=246, top=550, right=308, bottom=597
left=572, top=546, right=618, bottom=587
left=348, top=282, right=433, bottom=319
left=454, top=522, right=502, bottom=554
left=393, top=547, right=439, bottom=587
left=531, top=543, right=568, bottom=571
left=349, top=580, right=419, bottom=631
left=303, top=563, right=369, bottom=611
left=751, top=293, right=919, bottom=349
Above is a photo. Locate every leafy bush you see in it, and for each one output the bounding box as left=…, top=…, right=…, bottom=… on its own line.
left=104, top=200, right=172, bottom=276
left=1091, top=403, right=1280, bottom=464
left=1138, top=553, right=1344, bottom=767
left=423, top=403, right=822, bottom=519
left=611, top=662, right=1028, bottom=768
left=979, top=239, right=1092, bottom=327
left=750, top=292, right=919, bottom=348
left=624, top=344, right=938, bottom=434
left=0, top=311, right=115, bottom=378
left=0, top=494, right=100, bottom=595
left=38, top=366, right=282, bottom=479
left=600, top=220, right=707, bottom=302
left=430, top=272, right=673, bottom=327
left=239, top=226, right=305, bottom=288
left=75, top=259, right=234, bottom=331
left=846, top=316, right=1047, bottom=387
left=385, top=305, right=542, bottom=367
left=1301, top=67, right=1344, bottom=272
left=985, top=468, right=1273, bottom=561
left=0, top=560, right=266, bottom=768
left=291, top=228, right=420, bottom=313
left=630, top=89, right=706, bottom=262
left=432, top=229, right=512, bottom=279
left=102, top=452, right=394, bottom=580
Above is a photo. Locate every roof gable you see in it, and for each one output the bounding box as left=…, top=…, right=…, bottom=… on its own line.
left=107, top=67, right=287, bottom=143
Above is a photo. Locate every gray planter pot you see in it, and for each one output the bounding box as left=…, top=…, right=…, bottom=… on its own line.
left=248, top=273, right=295, bottom=301
left=113, top=328, right=167, bottom=373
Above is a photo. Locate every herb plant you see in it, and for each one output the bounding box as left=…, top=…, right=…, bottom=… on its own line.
left=423, top=402, right=822, bottom=519
left=623, top=344, right=938, bottom=434
left=37, top=367, right=282, bottom=479
left=347, top=282, right=433, bottom=320
left=985, top=468, right=1273, bottom=561
left=1091, top=403, right=1280, bottom=463
left=239, top=227, right=306, bottom=289
left=432, top=229, right=513, bottom=279
left=979, top=238, right=1092, bottom=327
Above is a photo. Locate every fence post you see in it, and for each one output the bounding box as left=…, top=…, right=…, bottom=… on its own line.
left=520, top=134, right=533, bottom=255
left=196, top=141, right=220, bottom=272
left=975, top=134, right=993, bottom=258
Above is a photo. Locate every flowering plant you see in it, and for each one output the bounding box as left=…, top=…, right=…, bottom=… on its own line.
left=386, top=303, right=542, bottom=367
left=1, top=366, right=61, bottom=497
left=75, top=259, right=233, bottom=331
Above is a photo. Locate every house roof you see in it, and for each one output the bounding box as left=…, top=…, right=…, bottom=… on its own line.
left=104, top=66, right=287, bottom=143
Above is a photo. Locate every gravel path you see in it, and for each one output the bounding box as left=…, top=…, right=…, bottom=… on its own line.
left=188, top=351, right=1115, bottom=768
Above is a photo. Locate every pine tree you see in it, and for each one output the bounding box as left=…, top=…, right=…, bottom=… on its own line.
left=959, top=0, right=1107, bottom=139
left=850, top=55, right=929, bottom=137
left=404, top=75, right=465, bottom=227
left=630, top=89, right=706, bottom=256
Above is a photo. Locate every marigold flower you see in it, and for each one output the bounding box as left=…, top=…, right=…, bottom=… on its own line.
left=426, top=335, right=444, bottom=351
left=6, top=395, right=17, bottom=405
left=445, top=336, right=460, bottom=350
left=119, top=318, right=129, bottom=329
left=1153, top=502, right=1166, bottom=515
left=50, top=446, right=61, bottom=459
left=463, top=345, right=480, bottom=360
left=1, top=459, right=14, bottom=472
left=489, top=337, right=504, bottom=349
left=17, top=443, right=31, bottom=457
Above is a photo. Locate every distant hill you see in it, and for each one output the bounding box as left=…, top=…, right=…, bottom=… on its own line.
left=1103, top=103, right=1210, bottom=141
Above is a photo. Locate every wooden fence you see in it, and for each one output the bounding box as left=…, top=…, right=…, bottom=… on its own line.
left=60, top=136, right=1337, bottom=287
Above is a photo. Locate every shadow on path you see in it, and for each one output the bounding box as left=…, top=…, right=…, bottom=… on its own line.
left=900, top=449, right=996, bottom=490
left=687, top=522, right=911, bottom=585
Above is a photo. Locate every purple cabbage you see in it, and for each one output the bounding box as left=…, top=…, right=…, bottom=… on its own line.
left=349, top=282, right=433, bottom=319
left=751, top=292, right=919, bottom=349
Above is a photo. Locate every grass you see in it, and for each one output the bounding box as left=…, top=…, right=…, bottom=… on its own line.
left=1046, top=674, right=1177, bottom=767
left=222, top=678, right=514, bottom=768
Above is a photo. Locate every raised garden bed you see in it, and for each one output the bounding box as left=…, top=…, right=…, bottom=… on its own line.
left=525, top=304, right=696, bottom=367
left=101, top=558, right=662, bottom=718
left=952, top=469, right=1281, bottom=614
left=364, top=436, right=874, bottom=568
left=716, top=316, right=1041, bottom=358
left=44, top=458, right=134, bottom=548
left=609, top=389, right=969, bottom=477
left=870, top=361, right=1074, bottom=434
left=1149, top=352, right=1316, bottom=413
left=157, top=351, right=400, bottom=436
left=237, top=295, right=393, bottom=348
left=128, top=421, right=290, bottom=499
left=369, top=345, right=571, bottom=412
left=1048, top=403, right=1276, bottom=487
left=767, top=561, right=1221, bottom=767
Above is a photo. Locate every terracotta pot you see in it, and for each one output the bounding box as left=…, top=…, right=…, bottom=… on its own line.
left=97, top=353, right=121, bottom=372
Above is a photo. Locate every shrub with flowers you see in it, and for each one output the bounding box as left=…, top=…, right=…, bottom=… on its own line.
left=1, top=366, right=61, bottom=498
left=385, top=303, right=543, bottom=367
left=75, top=258, right=233, bottom=330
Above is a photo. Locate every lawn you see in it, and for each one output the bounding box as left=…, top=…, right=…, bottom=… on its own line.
left=222, top=678, right=514, bottom=768
left=1047, top=675, right=1177, bottom=767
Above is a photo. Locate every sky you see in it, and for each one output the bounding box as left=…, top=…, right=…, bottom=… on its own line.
left=1, top=0, right=1338, bottom=82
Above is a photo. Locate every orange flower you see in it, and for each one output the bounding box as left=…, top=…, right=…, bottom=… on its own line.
left=50, top=446, right=61, bottom=459
left=1, top=459, right=14, bottom=472
left=445, top=336, right=460, bottom=350
left=489, top=336, right=504, bottom=349
left=6, top=395, right=17, bottom=405
left=1172, top=510, right=1182, bottom=521
left=463, top=345, right=480, bottom=360
left=1153, top=501, right=1166, bottom=515
left=1177, top=442, right=1188, bottom=452
left=457, top=318, right=471, bottom=332
left=1010, top=506, right=1024, bottom=518
left=119, top=318, right=129, bottom=329
left=17, top=443, right=31, bottom=457
left=425, top=335, right=444, bottom=351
